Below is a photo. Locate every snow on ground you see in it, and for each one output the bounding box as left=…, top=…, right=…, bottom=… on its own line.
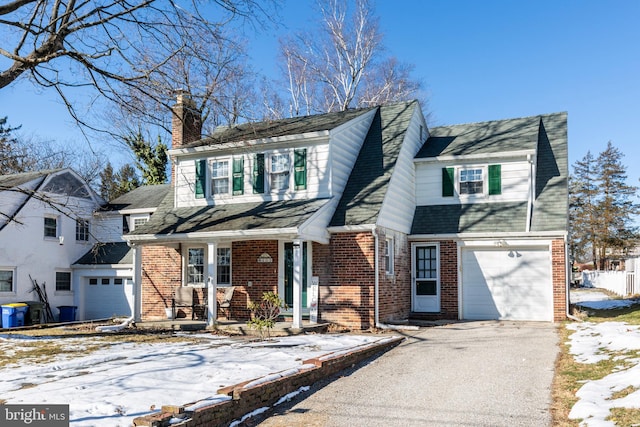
left=0, top=331, right=388, bottom=427
left=567, top=288, right=640, bottom=426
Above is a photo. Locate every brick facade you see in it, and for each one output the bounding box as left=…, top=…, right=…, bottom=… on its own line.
left=377, top=228, right=411, bottom=324
left=140, top=245, right=183, bottom=320
left=552, top=239, right=568, bottom=321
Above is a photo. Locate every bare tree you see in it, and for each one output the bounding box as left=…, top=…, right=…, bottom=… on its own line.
left=277, top=0, right=422, bottom=115
left=0, top=0, right=279, bottom=133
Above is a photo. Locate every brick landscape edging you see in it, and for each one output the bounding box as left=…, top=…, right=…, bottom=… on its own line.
left=133, top=335, right=404, bottom=426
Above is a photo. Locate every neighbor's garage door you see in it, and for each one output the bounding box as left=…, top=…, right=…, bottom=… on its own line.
left=461, top=247, right=553, bottom=321
left=85, top=277, right=132, bottom=319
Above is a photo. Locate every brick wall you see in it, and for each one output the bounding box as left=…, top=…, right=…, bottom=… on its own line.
left=141, top=245, right=183, bottom=320
left=377, top=228, right=411, bottom=323
left=231, top=241, right=279, bottom=319
left=439, top=240, right=459, bottom=318
left=319, top=232, right=376, bottom=330
left=552, top=239, right=568, bottom=321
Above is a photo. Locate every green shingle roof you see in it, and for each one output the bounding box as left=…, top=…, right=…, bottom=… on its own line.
left=183, top=107, right=375, bottom=149
left=412, top=203, right=528, bottom=234
left=330, top=101, right=418, bottom=226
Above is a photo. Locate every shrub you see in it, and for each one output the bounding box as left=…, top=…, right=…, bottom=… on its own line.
left=247, top=292, right=287, bottom=340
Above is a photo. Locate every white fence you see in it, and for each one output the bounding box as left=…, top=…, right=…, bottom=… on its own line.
left=582, top=270, right=637, bottom=297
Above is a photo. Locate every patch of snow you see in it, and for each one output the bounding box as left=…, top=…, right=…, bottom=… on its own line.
left=568, top=322, right=640, bottom=425
left=0, top=332, right=390, bottom=426
left=274, top=386, right=310, bottom=406
left=229, top=406, right=270, bottom=427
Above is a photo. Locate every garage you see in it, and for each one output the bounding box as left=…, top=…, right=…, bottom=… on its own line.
left=461, top=247, right=553, bottom=321
left=84, top=277, right=132, bottom=319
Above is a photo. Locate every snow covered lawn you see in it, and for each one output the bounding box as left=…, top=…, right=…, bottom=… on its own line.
left=565, top=289, right=640, bottom=426
left=0, top=328, right=389, bottom=427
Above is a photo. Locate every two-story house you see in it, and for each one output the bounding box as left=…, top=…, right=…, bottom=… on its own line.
left=124, top=94, right=569, bottom=329
left=0, top=169, right=104, bottom=322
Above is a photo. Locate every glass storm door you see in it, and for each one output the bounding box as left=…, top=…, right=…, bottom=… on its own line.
left=284, top=242, right=308, bottom=308
left=413, top=244, right=440, bottom=312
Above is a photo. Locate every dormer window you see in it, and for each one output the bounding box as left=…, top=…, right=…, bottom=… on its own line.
left=459, top=169, right=483, bottom=195
left=211, top=160, right=230, bottom=195
left=442, top=165, right=501, bottom=197
left=270, top=153, right=290, bottom=192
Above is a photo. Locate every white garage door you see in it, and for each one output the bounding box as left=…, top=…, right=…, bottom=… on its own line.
left=85, top=277, right=132, bottom=319
left=461, top=247, right=552, bottom=321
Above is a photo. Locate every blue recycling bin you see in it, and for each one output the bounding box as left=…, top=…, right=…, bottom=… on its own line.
left=58, top=305, right=77, bottom=322
left=2, top=303, right=28, bottom=328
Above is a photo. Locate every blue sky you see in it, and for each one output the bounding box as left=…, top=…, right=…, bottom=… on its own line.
left=2, top=0, right=640, bottom=184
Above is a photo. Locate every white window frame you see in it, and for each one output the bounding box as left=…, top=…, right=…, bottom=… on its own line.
left=384, top=238, right=394, bottom=275
left=210, top=158, right=231, bottom=197
left=44, top=215, right=59, bottom=239
left=459, top=167, right=484, bottom=195
left=131, top=214, right=150, bottom=231
left=216, top=245, right=232, bottom=286
left=75, top=218, right=90, bottom=242
left=0, top=268, right=16, bottom=293
left=269, top=152, right=290, bottom=192
left=185, top=246, right=206, bottom=287
left=55, top=270, right=72, bottom=293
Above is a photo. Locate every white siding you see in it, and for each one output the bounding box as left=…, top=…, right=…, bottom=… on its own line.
left=174, top=157, right=198, bottom=207
left=0, top=193, right=101, bottom=315
left=328, top=109, right=377, bottom=198
left=92, top=215, right=124, bottom=242
left=378, top=107, right=427, bottom=233
left=415, top=158, right=531, bottom=206
left=0, top=179, right=41, bottom=229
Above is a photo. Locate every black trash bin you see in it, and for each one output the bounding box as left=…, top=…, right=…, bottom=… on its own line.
left=58, top=306, right=77, bottom=322
left=24, top=301, right=44, bottom=325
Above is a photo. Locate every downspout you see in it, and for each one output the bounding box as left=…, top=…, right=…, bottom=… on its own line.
left=526, top=154, right=534, bottom=232
left=565, top=242, right=582, bottom=322
left=373, top=227, right=380, bottom=328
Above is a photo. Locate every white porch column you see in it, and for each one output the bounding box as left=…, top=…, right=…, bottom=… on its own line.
left=132, top=246, right=142, bottom=322
left=292, top=239, right=303, bottom=329
left=207, top=243, right=217, bottom=327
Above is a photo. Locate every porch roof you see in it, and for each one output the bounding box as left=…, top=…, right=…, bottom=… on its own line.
left=411, top=202, right=528, bottom=234
left=126, top=191, right=331, bottom=243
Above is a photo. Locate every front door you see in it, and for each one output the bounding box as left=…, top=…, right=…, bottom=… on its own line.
left=284, top=242, right=308, bottom=308
left=412, top=243, right=440, bottom=312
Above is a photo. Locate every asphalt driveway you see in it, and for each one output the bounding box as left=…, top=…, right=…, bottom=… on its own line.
left=247, top=321, right=558, bottom=427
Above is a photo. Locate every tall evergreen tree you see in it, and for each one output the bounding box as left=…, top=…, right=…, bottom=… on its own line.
left=124, top=131, right=168, bottom=185
left=569, top=151, right=599, bottom=268
left=0, top=116, right=23, bottom=174
left=595, top=141, right=639, bottom=268
left=99, top=162, right=141, bottom=201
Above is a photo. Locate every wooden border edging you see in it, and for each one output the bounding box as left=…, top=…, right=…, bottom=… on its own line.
left=133, top=336, right=404, bottom=427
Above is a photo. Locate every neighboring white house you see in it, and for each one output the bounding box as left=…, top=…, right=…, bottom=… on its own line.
left=72, top=184, right=169, bottom=320
left=0, top=169, right=104, bottom=322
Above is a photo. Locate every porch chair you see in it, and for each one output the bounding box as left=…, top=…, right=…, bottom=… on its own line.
left=171, top=287, right=205, bottom=320
left=218, top=286, right=235, bottom=320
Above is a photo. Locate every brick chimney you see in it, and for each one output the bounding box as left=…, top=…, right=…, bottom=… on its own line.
left=171, top=90, right=202, bottom=183
left=171, top=90, right=202, bottom=149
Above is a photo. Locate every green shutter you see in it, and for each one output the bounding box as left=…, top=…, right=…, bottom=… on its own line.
left=442, top=167, right=454, bottom=197
left=195, top=159, right=206, bottom=199
left=294, top=148, right=307, bottom=190
left=232, top=156, right=244, bottom=195
left=253, top=153, right=265, bottom=194
left=488, top=164, right=501, bottom=195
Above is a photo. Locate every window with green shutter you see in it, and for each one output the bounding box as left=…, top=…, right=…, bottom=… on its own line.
left=232, top=157, right=244, bottom=195
left=253, top=153, right=265, bottom=194
left=442, top=167, right=454, bottom=197
left=488, top=164, right=501, bottom=195
left=294, top=148, right=307, bottom=190
left=195, top=159, right=206, bottom=198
